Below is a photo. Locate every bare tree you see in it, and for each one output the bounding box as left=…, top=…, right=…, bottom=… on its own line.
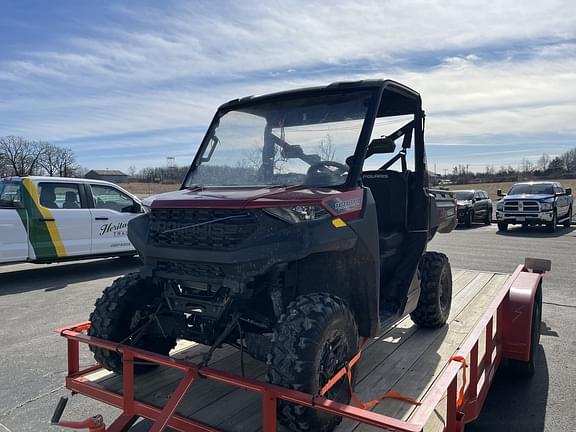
left=0, top=136, right=45, bottom=176
left=318, top=134, right=336, bottom=161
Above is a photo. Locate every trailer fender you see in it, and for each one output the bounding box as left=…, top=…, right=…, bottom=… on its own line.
left=501, top=270, right=543, bottom=362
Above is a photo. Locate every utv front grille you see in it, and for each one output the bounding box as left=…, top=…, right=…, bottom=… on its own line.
left=149, top=208, right=258, bottom=250
left=156, top=260, right=225, bottom=279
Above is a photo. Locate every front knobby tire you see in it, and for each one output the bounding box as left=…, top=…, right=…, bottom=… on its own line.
left=410, top=252, right=453, bottom=328
left=268, top=294, right=359, bottom=432
left=508, top=287, right=542, bottom=377
left=88, top=273, right=177, bottom=374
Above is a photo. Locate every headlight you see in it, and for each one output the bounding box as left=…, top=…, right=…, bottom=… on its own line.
left=540, top=202, right=553, bottom=211
left=264, top=206, right=330, bottom=223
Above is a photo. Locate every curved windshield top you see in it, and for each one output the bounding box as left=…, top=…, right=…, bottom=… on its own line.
left=508, top=183, right=554, bottom=195
left=453, top=191, right=474, bottom=200
left=185, top=91, right=373, bottom=188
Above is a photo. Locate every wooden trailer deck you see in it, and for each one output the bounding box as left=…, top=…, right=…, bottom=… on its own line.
left=81, top=269, right=510, bottom=431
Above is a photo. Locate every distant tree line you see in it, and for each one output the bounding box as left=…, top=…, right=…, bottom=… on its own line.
left=0, top=136, right=80, bottom=177
left=446, top=147, right=576, bottom=184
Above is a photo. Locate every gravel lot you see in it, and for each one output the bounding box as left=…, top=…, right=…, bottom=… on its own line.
left=0, top=222, right=574, bottom=432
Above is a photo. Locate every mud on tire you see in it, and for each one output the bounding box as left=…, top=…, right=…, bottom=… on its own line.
left=88, top=272, right=177, bottom=374
left=267, top=294, right=359, bottom=432
left=410, top=252, right=452, bottom=328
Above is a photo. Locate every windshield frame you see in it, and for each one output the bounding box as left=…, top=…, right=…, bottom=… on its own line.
left=183, top=86, right=383, bottom=190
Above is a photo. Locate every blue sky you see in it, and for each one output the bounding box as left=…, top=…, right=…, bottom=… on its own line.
left=1, top=0, right=575, bottom=173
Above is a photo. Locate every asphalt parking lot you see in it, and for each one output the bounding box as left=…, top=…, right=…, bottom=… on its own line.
left=0, top=222, right=574, bottom=432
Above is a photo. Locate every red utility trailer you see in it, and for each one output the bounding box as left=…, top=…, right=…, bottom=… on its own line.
left=52, top=258, right=549, bottom=432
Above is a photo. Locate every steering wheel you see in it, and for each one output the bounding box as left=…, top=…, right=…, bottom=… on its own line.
left=306, top=161, right=349, bottom=176
left=305, top=161, right=349, bottom=186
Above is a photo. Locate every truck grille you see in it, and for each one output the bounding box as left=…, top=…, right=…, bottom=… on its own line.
left=503, top=200, right=540, bottom=213
left=149, top=208, right=258, bottom=249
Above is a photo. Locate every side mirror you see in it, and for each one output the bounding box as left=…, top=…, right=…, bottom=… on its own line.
left=566, top=188, right=572, bottom=196
left=132, top=202, right=144, bottom=213
left=497, top=189, right=502, bottom=197
left=366, top=137, right=396, bottom=157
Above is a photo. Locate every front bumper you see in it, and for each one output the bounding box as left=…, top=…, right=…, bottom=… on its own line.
left=496, top=210, right=554, bottom=224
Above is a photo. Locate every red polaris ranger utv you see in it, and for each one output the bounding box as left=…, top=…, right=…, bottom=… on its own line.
left=88, top=80, right=456, bottom=431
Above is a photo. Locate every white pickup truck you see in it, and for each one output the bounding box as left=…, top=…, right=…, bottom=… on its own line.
left=0, top=176, right=144, bottom=264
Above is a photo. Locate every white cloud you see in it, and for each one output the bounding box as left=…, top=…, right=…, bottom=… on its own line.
left=0, top=0, right=575, bottom=169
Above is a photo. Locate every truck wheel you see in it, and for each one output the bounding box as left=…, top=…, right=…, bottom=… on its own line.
left=268, top=294, right=359, bottom=432
left=563, top=207, right=572, bottom=228
left=497, top=222, right=508, bottom=232
left=88, top=273, right=177, bottom=374
left=484, top=209, right=491, bottom=225
left=465, top=211, right=473, bottom=228
left=410, top=252, right=452, bottom=328
left=546, top=211, right=557, bottom=233
left=508, top=287, right=542, bottom=377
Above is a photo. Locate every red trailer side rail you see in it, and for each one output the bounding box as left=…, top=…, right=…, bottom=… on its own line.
left=55, top=260, right=548, bottom=432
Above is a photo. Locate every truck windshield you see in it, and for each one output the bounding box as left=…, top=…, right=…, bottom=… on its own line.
left=0, top=181, right=22, bottom=208
left=454, top=191, right=474, bottom=200
left=508, top=184, right=554, bottom=195
left=184, top=90, right=373, bottom=188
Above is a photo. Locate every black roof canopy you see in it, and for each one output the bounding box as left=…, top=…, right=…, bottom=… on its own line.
left=219, top=79, right=422, bottom=120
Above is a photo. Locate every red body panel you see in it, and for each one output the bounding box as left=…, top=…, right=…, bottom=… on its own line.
left=501, top=271, right=542, bottom=362
left=150, top=186, right=365, bottom=220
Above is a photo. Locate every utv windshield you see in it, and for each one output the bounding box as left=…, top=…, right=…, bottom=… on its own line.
left=185, top=90, right=373, bottom=188
left=508, top=184, right=554, bottom=195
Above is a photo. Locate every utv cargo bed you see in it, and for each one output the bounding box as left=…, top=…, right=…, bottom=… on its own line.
left=55, top=262, right=547, bottom=432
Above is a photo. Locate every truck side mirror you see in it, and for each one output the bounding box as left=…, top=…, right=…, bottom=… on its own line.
left=566, top=188, right=572, bottom=196
left=497, top=189, right=503, bottom=197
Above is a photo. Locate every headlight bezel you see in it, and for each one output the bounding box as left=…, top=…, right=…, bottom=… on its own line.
left=264, top=205, right=330, bottom=224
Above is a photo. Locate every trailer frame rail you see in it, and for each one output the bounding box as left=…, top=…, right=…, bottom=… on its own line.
left=57, top=261, right=546, bottom=432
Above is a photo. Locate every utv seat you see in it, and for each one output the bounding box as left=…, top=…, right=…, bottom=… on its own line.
left=362, top=170, right=407, bottom=259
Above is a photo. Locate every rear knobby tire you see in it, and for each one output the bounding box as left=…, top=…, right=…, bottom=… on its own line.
left=268, top=294, right=359, bottom=432
left=410, top=252, right=452, bottom=328
left=497, top=222, right=508, bottom=232
left=508, top=287, right=542, bottom=377
left=88, top=273, right=177, bottom=375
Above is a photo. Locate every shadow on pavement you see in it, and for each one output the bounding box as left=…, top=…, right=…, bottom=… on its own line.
left=495, top=225, right=575, bottom=238
left=0, top=257, right=141, bottom=295
left=467, top=344, right=548, bottom=432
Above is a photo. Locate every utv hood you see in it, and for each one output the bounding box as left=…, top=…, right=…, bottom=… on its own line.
left=147, top=186, right=351, bottom=209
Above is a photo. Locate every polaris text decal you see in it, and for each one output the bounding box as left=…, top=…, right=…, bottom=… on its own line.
left=326, top=196, right=363, bottom=215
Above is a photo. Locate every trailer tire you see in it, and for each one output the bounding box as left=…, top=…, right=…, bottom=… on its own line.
left=508, top=287, right=542, bottom=378
left=268, top=294, right=359, bottom=432
left=410, top=252, right=452, bottom=328
left=88, top=273, right=177, bottom=375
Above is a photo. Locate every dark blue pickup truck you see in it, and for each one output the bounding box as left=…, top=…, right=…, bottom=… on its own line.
left=495, top=181, right=573, bottom=232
